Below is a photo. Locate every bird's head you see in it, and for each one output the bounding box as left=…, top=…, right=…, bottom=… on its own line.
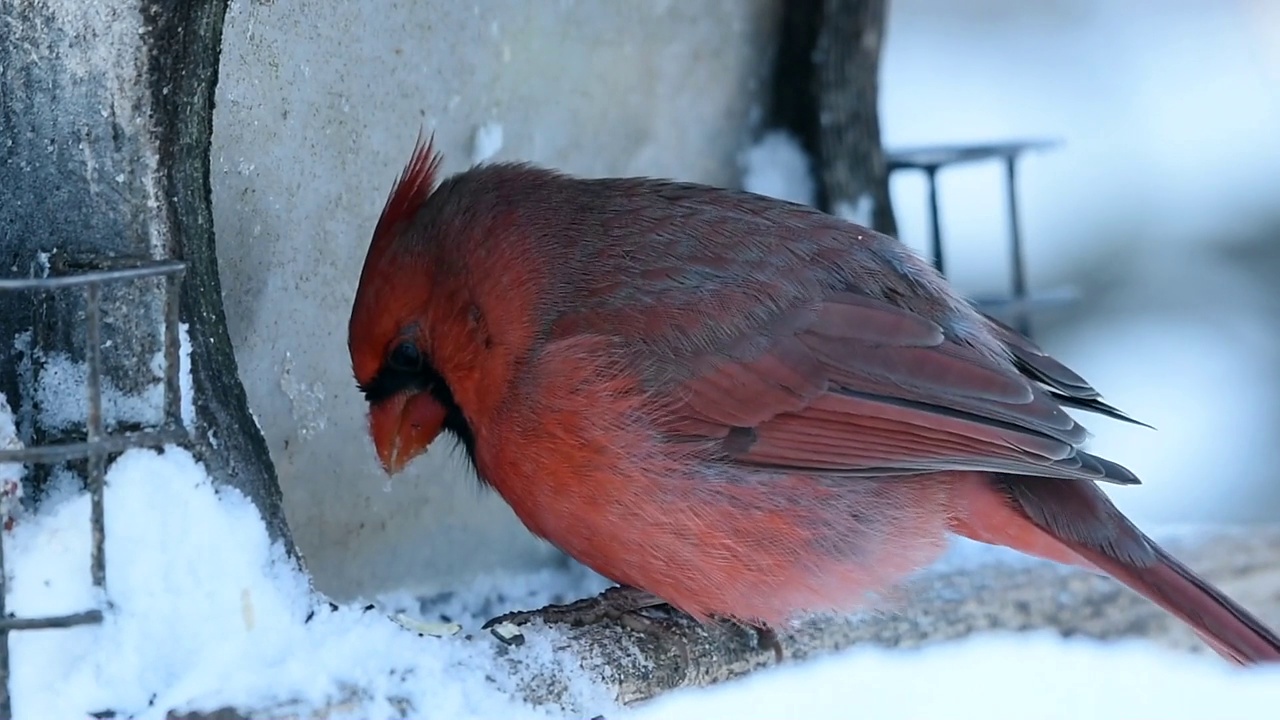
left=347, top=134, right=472, bottom=476
left=349, top=134, right=570, bottom=477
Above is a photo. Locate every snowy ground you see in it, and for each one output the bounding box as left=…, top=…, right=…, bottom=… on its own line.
left=5, top=397, right=1280, bottom=719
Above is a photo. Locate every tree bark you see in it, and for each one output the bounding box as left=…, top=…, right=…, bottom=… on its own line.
left=764, top=0, right=897, bottom=234
left=502, top=529, right=1280, bottom=711
left=814, top=0, right=897, bottom=235
left=0, top=0, right=296, bottom=554
left=765, top=0, right=825, bottom=200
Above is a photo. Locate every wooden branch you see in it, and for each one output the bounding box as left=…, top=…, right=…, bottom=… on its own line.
left=183, top=528, right=1280, bottom=720
left=503, top=528, right=1280, bottom=712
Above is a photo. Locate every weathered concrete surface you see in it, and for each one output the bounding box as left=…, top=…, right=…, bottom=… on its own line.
left=1, top=0, right=295, bottom=552
left=211, top=0, right=782, bottom=600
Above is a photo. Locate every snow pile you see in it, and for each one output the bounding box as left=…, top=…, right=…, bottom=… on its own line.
left=7, top=440, right=1278, bottom=720
left=1, top=436, right=604, bottom=720
left=628, top=633, right=1280, bottom=720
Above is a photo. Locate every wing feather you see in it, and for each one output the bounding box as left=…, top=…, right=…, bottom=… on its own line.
left=664, top=293, right=1139, bottom=485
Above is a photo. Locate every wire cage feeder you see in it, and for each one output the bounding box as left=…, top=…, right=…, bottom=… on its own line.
left=0, top=259, right=189, bottom=718
left=886, top=138, right=1074, bottom=337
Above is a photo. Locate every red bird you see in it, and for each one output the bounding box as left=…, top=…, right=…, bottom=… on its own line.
left=348, top=137, right=1280, bottom=664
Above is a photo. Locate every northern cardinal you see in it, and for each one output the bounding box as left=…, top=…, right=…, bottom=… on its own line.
left=348, top=137, right=1280, bottom=664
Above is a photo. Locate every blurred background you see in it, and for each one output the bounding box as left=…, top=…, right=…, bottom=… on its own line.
left=880, top=0, right=1280, bottom=525
left=209, top=0, right=1280, bottom=602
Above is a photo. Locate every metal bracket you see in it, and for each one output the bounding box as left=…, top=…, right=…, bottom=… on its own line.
left=886, top=139, right=1074, bottom=336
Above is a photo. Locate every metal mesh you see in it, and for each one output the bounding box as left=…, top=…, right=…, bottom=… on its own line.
left=886, top=139, right=1076, bottom=337
left=0, top=259, right=189, bottom=718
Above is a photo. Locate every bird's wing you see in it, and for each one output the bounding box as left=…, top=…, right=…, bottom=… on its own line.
left=981, top=312, right=1150, bottom=427
left=662, top=291, right=1139, bottom=484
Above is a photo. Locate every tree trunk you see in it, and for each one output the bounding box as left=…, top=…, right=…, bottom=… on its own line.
left=766, top=0, right=897, bottom=235
left=0, top=0, right=296, bottom=555
left=814, top=0, right=897, bottom=235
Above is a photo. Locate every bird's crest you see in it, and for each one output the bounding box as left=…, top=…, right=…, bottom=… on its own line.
left=373, top=131, right=443, bottom=245
left=350, top=132, right=443, bottom=384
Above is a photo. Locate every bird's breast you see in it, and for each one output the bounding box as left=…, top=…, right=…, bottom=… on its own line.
left=480, top=424, right=954, bottom=623
left=473, top=335, right=954, bottom=623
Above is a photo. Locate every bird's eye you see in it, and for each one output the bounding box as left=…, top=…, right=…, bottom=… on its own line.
left=387, top=342, right=423, bottom=372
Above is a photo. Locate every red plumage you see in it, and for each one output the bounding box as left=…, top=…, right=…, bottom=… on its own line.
left=348, top=142, right=1280, bottom=664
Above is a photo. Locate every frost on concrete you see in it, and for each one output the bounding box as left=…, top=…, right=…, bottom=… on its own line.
left=279, top=351, right=327, bottom=441
left=32, top=323, right=194, bottom=432
left=0, top=392, right=26, bottom=530
left=35, top=0, right=169, bottom=257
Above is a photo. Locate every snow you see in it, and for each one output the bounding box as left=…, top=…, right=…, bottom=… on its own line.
left=471, top=121, right=506, bottom=165
left=279, top=350, right=327, bottom=440
left=0, top=393, right=25, bottom=529
left=2, top=441, right=603, bottom=720
left=627, top=634, right=1280, bottom=720
left=740, top=130, right=817, bottom=206
left=834, top=193, right=876, bottom=228
left=34, top=323, right=195, bottom=433
left=5, top=431, right=1277, bottom=719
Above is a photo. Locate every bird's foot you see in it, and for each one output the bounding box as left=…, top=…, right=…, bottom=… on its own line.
left=482, top=585, right=671, bottom=633
left=746, top=621, right=785, bottom=663
left=708, top=615, right=785, bottom=663
left=482, top=587, right=784, bottom=661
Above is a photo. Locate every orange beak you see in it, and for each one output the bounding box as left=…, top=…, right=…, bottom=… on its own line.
left=368, top=391, right=448, bottom=475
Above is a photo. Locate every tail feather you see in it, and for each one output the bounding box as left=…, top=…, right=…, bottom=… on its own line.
left=1078, top=537, right=1280, bottom=665
left=953, top=472, right=1280, bottom=665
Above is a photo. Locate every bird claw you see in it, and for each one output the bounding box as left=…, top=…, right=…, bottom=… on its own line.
left=482, top=585, right=669, bottom=631
left=484, top=586, right=690, bottom=650
left=482, top=587, right=784, bottom=662
left=739, top=620, right=785, bottom=663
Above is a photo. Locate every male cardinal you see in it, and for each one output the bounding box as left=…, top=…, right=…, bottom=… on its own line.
left=348, top=137, right=1280, bottom=664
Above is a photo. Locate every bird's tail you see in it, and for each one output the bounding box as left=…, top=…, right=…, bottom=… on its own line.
left=950, top=472, right=1280, bottom=665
